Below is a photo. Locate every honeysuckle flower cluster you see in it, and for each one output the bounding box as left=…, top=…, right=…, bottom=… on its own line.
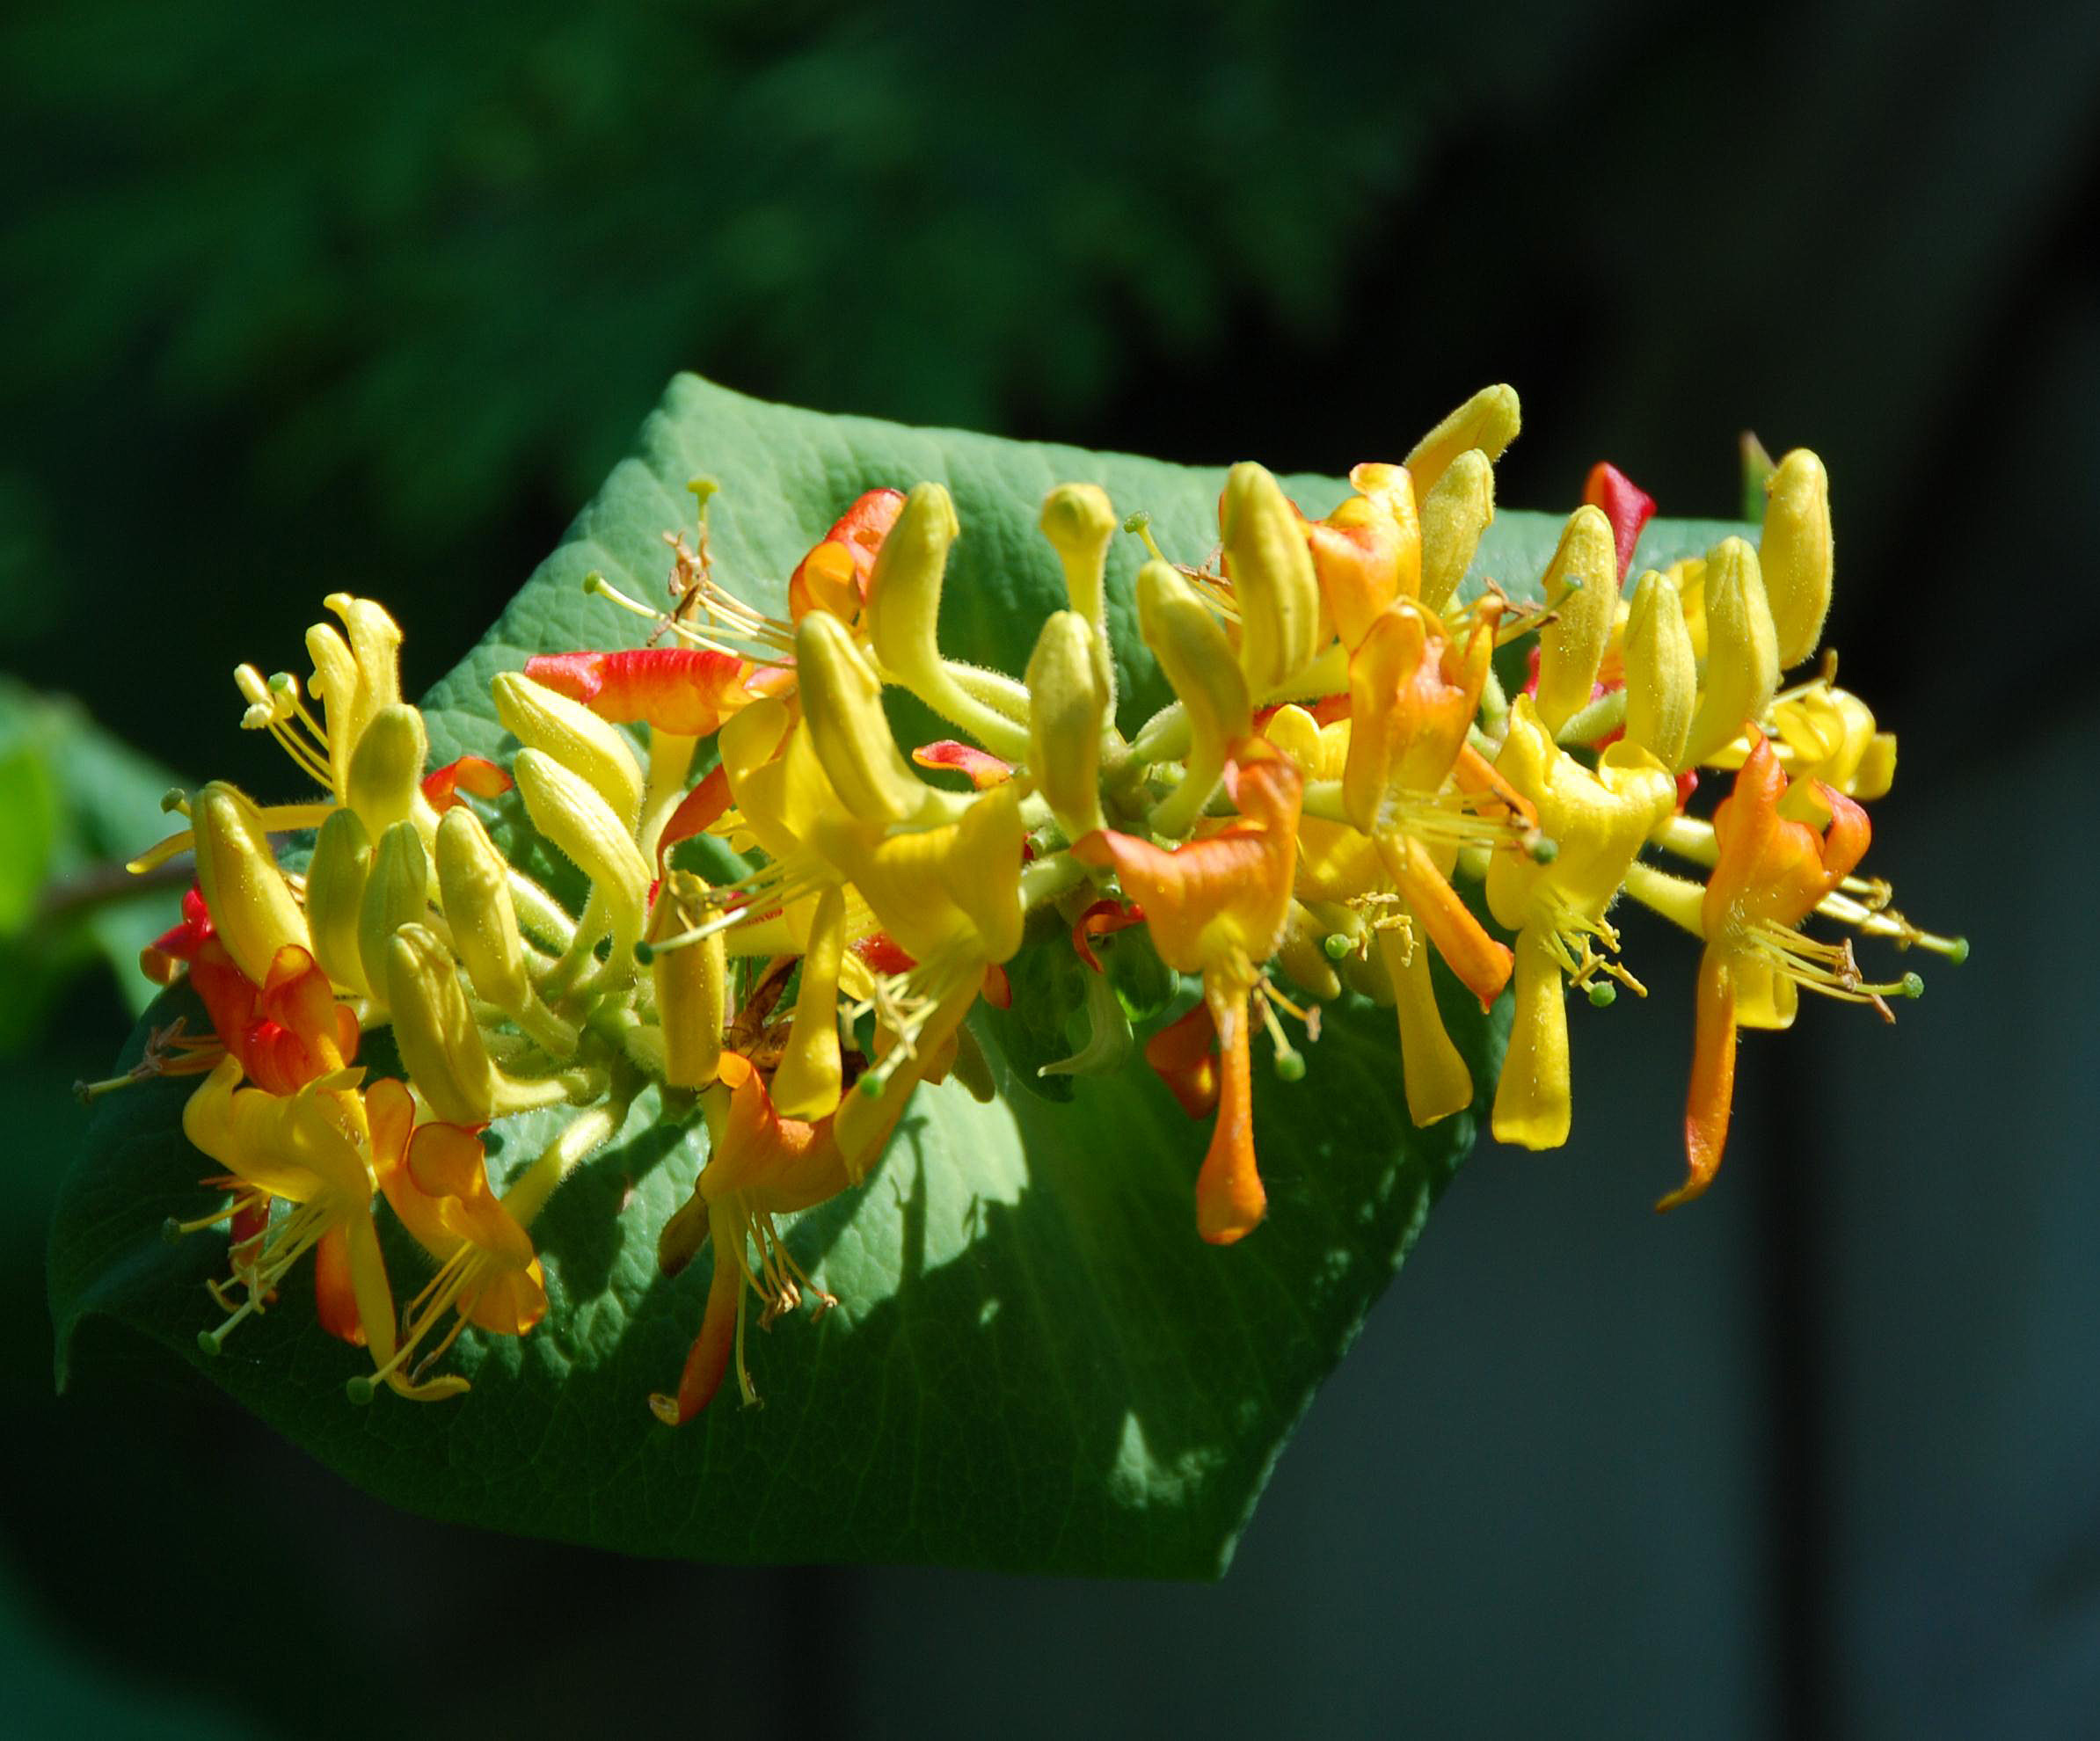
left=99, top=386, right=1963, bottom=1419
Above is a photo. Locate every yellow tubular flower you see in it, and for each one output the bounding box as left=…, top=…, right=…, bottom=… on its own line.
left=1622, top=569, right=1697, bottom=769
left=650, top=872, right=727, bottom=1089
left=1024, top=609, right=1108, bottom=840
left=181, top=1056, right=398, bottom=1369
left=306, top=594, right=405, bottom=800
left=305, top=807, right=373, bottom=994
left=192, top=781, right=310, bottom=984
left=344, top=702, right=427, bottom=841
left=434, top=805, right=578, bottom=1055
left=1220, top=462, right=1322, bottom=697
left=1039, top=482, right=1120, bottom=715
left=1486, top=698, right=1678, bottom=1149
left=770, top=884, right=847, bottom=1119
left=1404, top=384, right=1520, bottom=499
left=1376, top=924, right=1476, bottom=1128
left=1418, top=448, right=1496, bottom=616
left=1137, top=558, right=1253, bottom=839
left=492, top=671, right=645, bottom=834
left=797, top=609, right=952, bottom=827
left=864, top=483, right=1032, bottom=761
left=386, top=923, right=571, bottom=1125
left=1682, top=536, right=1781, bottom=768
left=1534, top=506, right=1620, bottom=735
left=511, top=747, right=653, bottom=993
left=356, top=820, right=429, bottom=1004
left=1760, top=449, right=1834, bottom=670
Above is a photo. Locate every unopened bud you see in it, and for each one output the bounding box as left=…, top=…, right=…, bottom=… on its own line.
left=305, top=807, right=373, bottom=994
left=358, top=820, right=429, bottom=1001
left=435, top=805, right=532, bottom=1015
left=1534, top=506, right=1619, bottom=734
left=769, top=885, right=845, bottom=1118
left=1220, top=462, right=1321, bottom=696
left=386, top=923, right=564, bottom=1125
left=1136, top=559, right=1252, bottom=837
left=650, top=872, right=726, bottom=1089
left=1682, top=536, right=1781, bottom=767
left=192, top=782, right=309, bottom=984
left=345, top=702, right=428, bottom=841
left=1760, top=448, right=1834, bottom=669
left=492, top=671, right=643, bottom=834
left=511, top=748, right=653, bottom=974
left=1039, top=484, right=1118, bottom=633
left=1622, top=570, right=1697, bottom=769
left=864, top=481, right=959, bottom=693
left=1418, top=450, right=1496, bottom=615
left=1024, top=610, right=1107, bottom=840
left=1404, top=384, right=1520, bottom=499
left=796, top=609, right=931, bottom=826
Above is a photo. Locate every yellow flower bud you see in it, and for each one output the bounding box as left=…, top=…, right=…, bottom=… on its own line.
left=492, top=671, right=644, bottom=834
left=650, top=871, right=726, bottom=1089
left=1622, top=569, right=1696, bottom=769
left=1220, top=461, right=1321, bottom=697
left=435, top=805, right=532, bottom=1015
left=1024, top=609, right=1107, bottom=840
left=304, top=807, right=373, bottom=994
left=386, top=923, right=567, bottom=1125
left=344, top=702, right=428, bottom=841
left=192, top=781, right=308, bottom=984
left=796, top=609, right=937, bottom=827
left=1683, top=536, right=1781, bottom=767
left=865, top=481, right=958, bottom=688
left=1533, top=506, right=1619, bottom=734
left=1039, top=482, right=1120, bottom=718
left=358, top=820, right=429, bottom=1001
left=1039, top=483, right=1118, bottom=634
left=769, top=884, right=845, bottom=1118
left=1404, top=384, right=1520, bottom=499
left=1136, top=558, right=1252, bottom=839
left=511, top=747, right=653, bottom=979
left=1760, top=448, right=1834, bottom=669
left=1418, top=448, right=1496, bottom=616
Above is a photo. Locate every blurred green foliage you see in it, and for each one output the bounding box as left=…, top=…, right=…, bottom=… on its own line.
left=2, top=0, right=1577, bottom=546
left=0, top=685, right=180, bottom=1050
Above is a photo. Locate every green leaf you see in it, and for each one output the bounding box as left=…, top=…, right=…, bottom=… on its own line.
left=49, top=376, right=1746, bottom=1578
left=0, top=685, right=186, bottom=1051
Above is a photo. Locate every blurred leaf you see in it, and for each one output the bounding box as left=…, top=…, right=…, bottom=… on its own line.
left=51, top=377, right=1743, bottom=1577
left=0, top=686, right=185, bottom=1050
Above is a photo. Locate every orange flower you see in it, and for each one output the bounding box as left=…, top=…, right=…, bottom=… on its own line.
left=787, top=487, right=908, bottom=623
left=653, top=1052, right=853, bottom=1422
left=364, top=1077, right=547, bottom=1399
left=1073, top=742, right=1301, bottom=1243
left=1661, top=730, right=1892, bottom=1209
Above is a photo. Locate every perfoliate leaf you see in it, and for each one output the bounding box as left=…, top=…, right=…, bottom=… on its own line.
left=49, top=376, right=1744, bottom=1577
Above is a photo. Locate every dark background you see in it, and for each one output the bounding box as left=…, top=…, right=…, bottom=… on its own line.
left=5, top=1, right=2098, bottom=1734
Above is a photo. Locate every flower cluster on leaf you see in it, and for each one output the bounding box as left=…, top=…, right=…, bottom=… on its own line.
left=103, top=388, right=1963, bottom=1418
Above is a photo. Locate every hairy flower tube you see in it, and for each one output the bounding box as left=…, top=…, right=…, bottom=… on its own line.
left=102, top=384, right=1962, bottom=1424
